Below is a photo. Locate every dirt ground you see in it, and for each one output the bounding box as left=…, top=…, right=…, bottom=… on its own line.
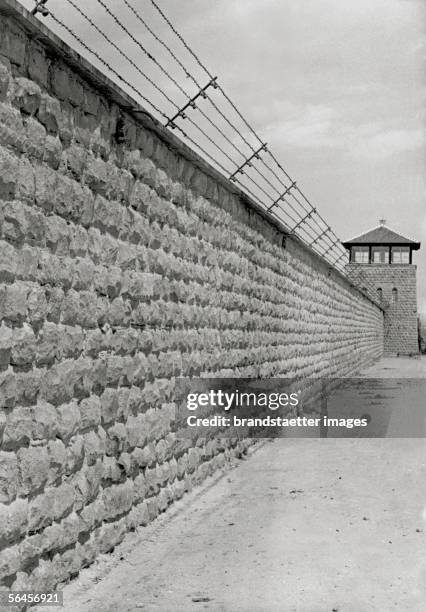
left=53, top=357, right=426, bottom=612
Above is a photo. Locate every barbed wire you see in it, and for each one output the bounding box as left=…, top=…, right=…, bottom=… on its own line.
left=29, top=0, right=383, bottom=304
left=145, top=0, right=352, bottom=263
left=46, top=10, right=169, bottom=121
left=63, top=0, right=179, bottom=113
left=92, top=0, right=319, bottom=229
left=62, top=0, right=247, bottom=176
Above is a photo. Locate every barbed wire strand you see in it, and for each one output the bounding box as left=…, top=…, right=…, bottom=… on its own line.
left=123, top=0, right=260, bottom=155
left=147, top=0, right=348, bottom=259
left=123, top=0, right=199, bottom=87
left=98, top=0, right=310, bottom=211
left=63, top=0, right=264, bottom=182
left=144, top=1, right=320, bottom=192
left=47, top=10, right=169, bottom=121
left=94, top=0, right=330, bottom=251
left=69, top=1, right=257, bottom=190
left=46, top=1, right=350, bottom=274
left=86, top=1, right=310, bottom=209
left=64, top=0, right=179, bottom=112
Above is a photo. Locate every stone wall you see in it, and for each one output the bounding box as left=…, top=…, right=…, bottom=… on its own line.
left=346, top=263, right=418, bottom=355
left=0, top=1, right=384, bottom=596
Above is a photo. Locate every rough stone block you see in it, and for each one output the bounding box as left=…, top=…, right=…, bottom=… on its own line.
left=126, top=500, right=149, bottom=529
left=54, top=174, right=83, bottom=221
left=105, top=422, right=127, bottom=456
left=35, top=165, right=57, bottom=212
left=0, top=241, right=17, bottom=284
left=0, top=101, right=24, bottom=151
left=12, top=77, right=41, bottom=115
left=17, top=445, right=49, bottom=497
left=39, top=360, right=76, bottom=405
left=14, top=368, right=42, bottom=408
left=24, top=116, right=46, bottom=159
left=132, top=473, right=147, bottom=503
left=93, top=519, right=127, bottom=555
left=102, top=455, right=121, bottom=483
left=27, top=490, right=52, bottom=532
left=0, top=55, right=11, bottom=102
left=82, top=87, right=99, bottom=116
left=51, top=63, right=83, bottom=107
left=73, top=461, right=103, bottom=510
left=79, top=396, right=101, bottom=430
left=0, top=497, right=28, bottom=548
left=84, top=157, right=109, bottom=197
left=83, top=429, right=105, bottom=466
left=0, top=451, right=18, bottom=505
left=146, top=497, right=158, bottom=521
left=47, top=439, right=67, bottom=484
left=102, top=480, right=134, bottom=519
left=2, top=23, right=26, bottom=66
left=37, top=93, right=60, bottom=135
left=0, top=320, right=12, bottom=364
left=1, top=199, right=27, bottom=243
left=79, top=498, right=105, bottom=535
left=0, top=543, right=20, bottom=580
left=64, top=435, right=84, bottom=477
left=16, top=157, right=36, bottom=203
left=51, top=482, right=75, bottom=522
left=43, top=134, right=62, bottom=170
left=63, top=143, right=87, bottom=180
left=126, top=414, right=147, bottom=450
left=10, top=323, right=35, bottom=366
left=2, top=405, right=32, bottom=448
left=0, top=146, right=18, bottom=198
left=0, top=367, right=16, bottom=409
left=100, top=388, right=119, bottom=425
left=28, top=41, right=49, bottom=88
left=27, top=285, right=48, bottom=324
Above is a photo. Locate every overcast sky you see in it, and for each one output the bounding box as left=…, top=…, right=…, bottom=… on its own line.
left=23, top=0, right=425, bottom=310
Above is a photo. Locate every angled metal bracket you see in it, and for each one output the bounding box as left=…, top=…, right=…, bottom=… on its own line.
left=321, top=238, right=340, bottom=257
left=229, top=143, right=267, bottom=181
left=31, top=0, right=49, bottom=16
left=290, top=207, right=316, bottom=232
left=166, top=77, right=218, bottom=129
left=310, top=227, right=331, bottom=246
left=331, top=252, right=347, bottom=265
left=267, top=181, right=297, bottom=211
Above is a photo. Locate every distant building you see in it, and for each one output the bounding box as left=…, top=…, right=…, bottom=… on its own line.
left=342, top=220, right=421, bottom=356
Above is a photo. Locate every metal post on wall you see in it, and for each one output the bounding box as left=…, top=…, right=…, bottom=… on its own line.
left=31, top=0, right=49, bottom=16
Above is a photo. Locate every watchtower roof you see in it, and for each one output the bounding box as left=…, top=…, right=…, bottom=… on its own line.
left=342, top=224, right=420, bottom=249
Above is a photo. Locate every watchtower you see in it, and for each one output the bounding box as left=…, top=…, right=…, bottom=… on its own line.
left=342, top=220, right=421, bottom=355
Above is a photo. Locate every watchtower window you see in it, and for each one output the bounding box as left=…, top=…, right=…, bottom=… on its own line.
left=371, top=247, right=389, bottom=264
left=352, top=246, right=369, bottom=263
left=391, top=246, right=410, bottom=264
left=392, top=287, right=398, bottom=303
left=376, top=288, right=383, bottom=301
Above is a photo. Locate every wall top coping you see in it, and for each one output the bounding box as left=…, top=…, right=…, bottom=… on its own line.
left=0, top=0, right=384, bottom=312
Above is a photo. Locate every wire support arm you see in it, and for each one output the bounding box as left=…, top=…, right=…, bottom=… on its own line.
left=320, top=238, right=342, bottom=257
left=31, top=0, right=49, bottom=15
left=309, top=227, right=331, bottom=246
left=229, top=143, right=267, bottom=181
left=166, top=78, right=218, bottom=128
left=290, top=208, right=318, bottom=232
left=266, top=181, right=298, bottom=212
